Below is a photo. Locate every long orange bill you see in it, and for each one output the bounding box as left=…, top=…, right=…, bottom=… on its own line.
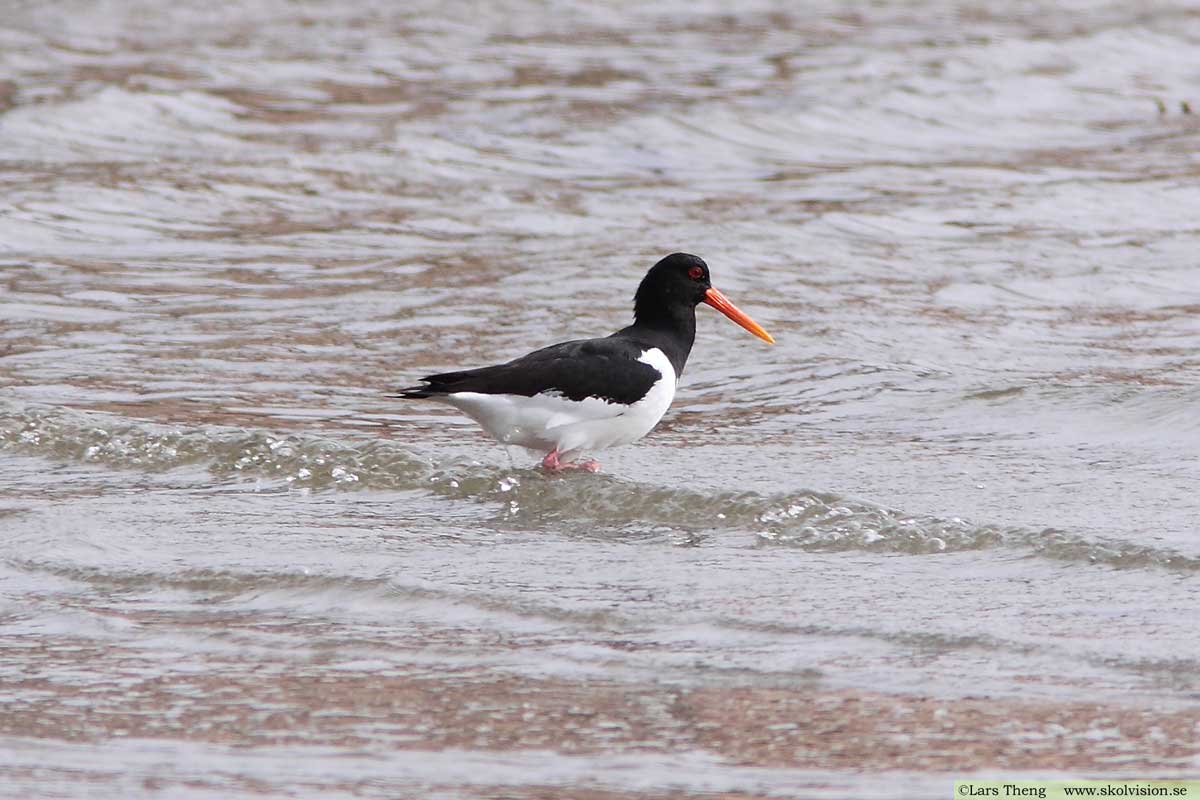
left=703, top=287, right=775, bottom=344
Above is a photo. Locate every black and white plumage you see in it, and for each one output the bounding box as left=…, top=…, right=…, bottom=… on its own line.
left=394, top=253, right=774, bottom=472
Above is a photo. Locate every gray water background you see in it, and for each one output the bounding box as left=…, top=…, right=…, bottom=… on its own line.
left=2, top=1, right=1199, bottom=797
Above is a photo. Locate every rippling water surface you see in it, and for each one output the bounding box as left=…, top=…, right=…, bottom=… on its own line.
left=3, top=1, right=1200, bottom=797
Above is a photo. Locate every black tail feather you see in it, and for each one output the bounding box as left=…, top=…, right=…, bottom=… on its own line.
left=388, top=385, right=438, bottom=399
left=389, top=367, right=492, bottom=399
left=388, top=369, right=479, bottom=399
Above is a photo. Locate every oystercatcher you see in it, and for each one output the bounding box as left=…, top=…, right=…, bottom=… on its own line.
left=394, top=253, right=774, bottom=472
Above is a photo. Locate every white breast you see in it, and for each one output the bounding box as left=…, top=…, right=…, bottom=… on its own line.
left=441, top=348, right=677, bottom=458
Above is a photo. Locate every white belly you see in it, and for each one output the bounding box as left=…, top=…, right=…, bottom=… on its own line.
left=440, top=348, right=677, bottom=457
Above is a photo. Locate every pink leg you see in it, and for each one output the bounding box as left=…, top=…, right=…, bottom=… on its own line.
left=540, top=449, right=601, bottom=473
left=541, top=449, right=564, bottom=470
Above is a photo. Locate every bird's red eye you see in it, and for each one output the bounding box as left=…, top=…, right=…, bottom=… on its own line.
left=688, top=266, right=704, bottom=280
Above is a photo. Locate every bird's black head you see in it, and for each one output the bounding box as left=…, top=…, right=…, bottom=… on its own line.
left=634, top=253, right=712, bottom=316
left=632, top=252, right=774, bottom=344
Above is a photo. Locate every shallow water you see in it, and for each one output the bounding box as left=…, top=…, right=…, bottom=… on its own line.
left=3, top=1, right=1200, bottom=797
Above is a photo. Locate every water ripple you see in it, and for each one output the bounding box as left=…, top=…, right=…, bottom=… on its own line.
left=3, top=403, right=1195, bottom=571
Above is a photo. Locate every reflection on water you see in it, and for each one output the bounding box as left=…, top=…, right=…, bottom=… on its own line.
left=3, top=0, right=1200, bottom=797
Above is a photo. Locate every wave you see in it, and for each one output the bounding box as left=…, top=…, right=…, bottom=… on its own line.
left=2, top=403, right=1195, bottom=570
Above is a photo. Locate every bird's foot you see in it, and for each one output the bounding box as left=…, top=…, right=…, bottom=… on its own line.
left=541, top=450, right=601, bottom=473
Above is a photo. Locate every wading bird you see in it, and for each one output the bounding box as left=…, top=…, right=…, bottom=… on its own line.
left=394, top=253, right=774, bottom=472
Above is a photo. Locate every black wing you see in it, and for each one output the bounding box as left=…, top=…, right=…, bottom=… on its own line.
left=393, top=336, right=661, bottom=405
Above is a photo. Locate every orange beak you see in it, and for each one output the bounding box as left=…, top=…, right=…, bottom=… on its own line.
left=703, top=287, right=775, bottom=344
